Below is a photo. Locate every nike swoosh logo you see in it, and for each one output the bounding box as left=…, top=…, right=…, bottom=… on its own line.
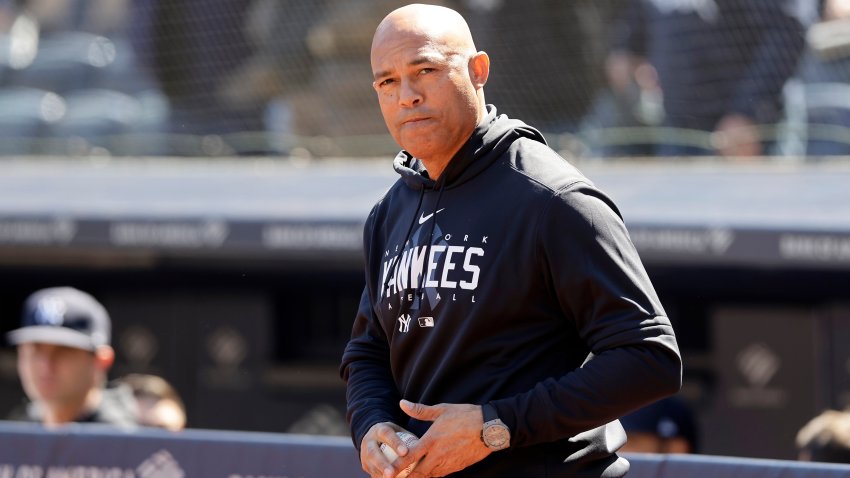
left=418, top=208, right=445, bottom=225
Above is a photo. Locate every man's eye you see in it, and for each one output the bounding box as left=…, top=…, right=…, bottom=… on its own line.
left=378, top=78, right=395, bottom=87
left=419, top=68, right=434, bottom=75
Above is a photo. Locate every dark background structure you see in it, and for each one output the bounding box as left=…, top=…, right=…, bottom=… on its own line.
left=1, top=157, right=849, bottom=460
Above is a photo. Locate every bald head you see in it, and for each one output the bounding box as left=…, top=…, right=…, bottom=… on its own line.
left=369, top=3, right=489, bottom=175
left=372, top=4, right=477, bottom=61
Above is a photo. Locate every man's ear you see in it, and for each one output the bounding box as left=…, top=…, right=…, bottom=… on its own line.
left=93, top=345, right=115, bottom=371
left=469, top=51, right=490, bottom=89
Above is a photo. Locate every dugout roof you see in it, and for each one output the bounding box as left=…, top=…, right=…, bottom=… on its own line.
left=0, top=157, right=848, bottom=270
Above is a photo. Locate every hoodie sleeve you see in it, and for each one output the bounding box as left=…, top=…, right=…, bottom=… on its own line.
left=491, top=182, right=682, bottom=448
left=339, top=208, right=402, bottom=451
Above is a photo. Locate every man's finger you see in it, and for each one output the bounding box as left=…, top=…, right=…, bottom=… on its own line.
left=380, top=430, right=411, bottom=456
left=363, top=439, right=394, bottom=478
left=400, top=399, right=443, bottom=421
left=391, top=439, right=426, bottom=478
left=361, top=422, right=414, bottom=478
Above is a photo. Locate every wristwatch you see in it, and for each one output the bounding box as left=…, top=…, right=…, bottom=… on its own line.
left=480, top=403, right=510, bottom=451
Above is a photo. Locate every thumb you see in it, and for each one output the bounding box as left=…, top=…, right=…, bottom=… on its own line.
left=400, top=399, right=442, bottom=421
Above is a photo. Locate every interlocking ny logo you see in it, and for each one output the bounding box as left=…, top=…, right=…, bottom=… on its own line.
left=397, top=314, right=412, bottom=333
left=33, top=297, right=67, bottom=326
left=137, top=450, right=185, bottom=478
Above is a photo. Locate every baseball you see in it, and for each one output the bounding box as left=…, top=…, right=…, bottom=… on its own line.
left=380, top=431, right=419, bottom=478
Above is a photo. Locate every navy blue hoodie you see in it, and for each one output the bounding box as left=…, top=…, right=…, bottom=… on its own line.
left=340, top=106, right=681, bottom=477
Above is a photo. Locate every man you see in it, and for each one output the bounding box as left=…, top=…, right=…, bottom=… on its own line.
left=339, top=4, right=681, bottom=478
left=114, top=373, right=187, bottom=431
left=796, top=408, right=850, bottom=463
left=619, top=396, right=697, bottom=454
left=6, top=287, right=137, bottom=427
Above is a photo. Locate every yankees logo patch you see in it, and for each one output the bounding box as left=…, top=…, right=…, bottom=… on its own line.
left=398, top=314, right=412, bottom=333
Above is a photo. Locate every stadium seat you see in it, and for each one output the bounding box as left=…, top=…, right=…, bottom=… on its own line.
left=95, top=37, right=160, bottom=95
left=46, top=88, right=143, bottom=155
left=6, top=31, right=116, bottom=94
left=0, top=12, right=40, bottom=87
left=779, top=80, right=850, bottom=156
left=0, top=86, right=66, bottom=155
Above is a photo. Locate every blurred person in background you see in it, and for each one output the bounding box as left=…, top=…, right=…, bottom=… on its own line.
left=257, top=0, right=444, bottom=154
left=603, top=0, right=806, bottom=157
left=114, top=373, right=186, bottom=431
left=619, top=395, right=698, bottom=454
left=128, top=0, right=268, bottom=153
left=796, top=408, right=850, bottom=463
left=459, top=0, right=612, bottom=140
left=786, top=0, right=850, bottom=155
left=217, top=0, right=324, bottom=155
left=5, top=287, right=137, bottom=427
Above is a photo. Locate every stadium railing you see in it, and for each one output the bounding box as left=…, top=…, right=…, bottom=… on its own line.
left=1, top=420, right=849, bottom=478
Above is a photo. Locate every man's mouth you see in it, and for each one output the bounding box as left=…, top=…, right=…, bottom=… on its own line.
left=402, top=116, right=430, bottom=125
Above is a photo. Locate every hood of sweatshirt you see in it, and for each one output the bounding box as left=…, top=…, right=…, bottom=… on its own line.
left=392, top=105, right=547, bottom=191
left=383, top=105, right=548, bottom=305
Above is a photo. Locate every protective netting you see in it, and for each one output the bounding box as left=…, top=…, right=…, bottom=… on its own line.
left=0, top=0, right=844, bottom=158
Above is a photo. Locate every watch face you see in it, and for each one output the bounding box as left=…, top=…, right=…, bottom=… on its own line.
left=483, top=423, right=510, bottom=448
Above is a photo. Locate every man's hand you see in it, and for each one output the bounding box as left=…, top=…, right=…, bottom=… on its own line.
left=360, top=422, right=416, bottom=478
left=399, top=399, right=492, bottom=478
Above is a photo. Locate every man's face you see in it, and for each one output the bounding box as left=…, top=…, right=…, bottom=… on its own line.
left=17, top=342, right=97, bottom=407
left=371, top=31, right=480, bottom=164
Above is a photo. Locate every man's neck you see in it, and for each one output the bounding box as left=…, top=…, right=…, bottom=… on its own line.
left=420, top=156, right=452, bottom=181
left=42, top=387, right=102, bottom=426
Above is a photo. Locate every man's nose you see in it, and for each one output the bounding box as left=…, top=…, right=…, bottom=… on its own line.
left=399, top=79, right=422, bottom=108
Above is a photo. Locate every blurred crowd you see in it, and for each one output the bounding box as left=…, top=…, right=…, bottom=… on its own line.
left=0, top=0, right=848, bottom=159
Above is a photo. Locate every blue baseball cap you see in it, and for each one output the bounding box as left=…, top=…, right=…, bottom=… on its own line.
left=6, top=287, right=111, bottom=351
left=620, top=396, right=699, bottom=452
